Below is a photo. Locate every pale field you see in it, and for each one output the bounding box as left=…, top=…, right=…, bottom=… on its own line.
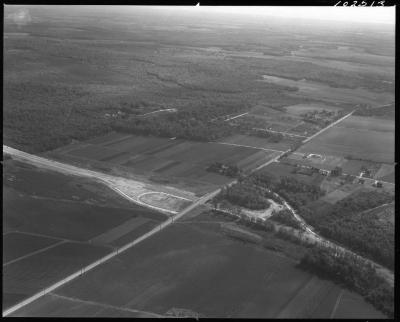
left=337, top=115, right=395, bottom=132
left=284, top=103, right=343, bottom=115
left=261, top=75, right=394, bottom=107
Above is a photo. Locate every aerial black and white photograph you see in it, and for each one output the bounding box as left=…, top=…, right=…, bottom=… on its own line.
left=2, top=4, right=395, bottom=318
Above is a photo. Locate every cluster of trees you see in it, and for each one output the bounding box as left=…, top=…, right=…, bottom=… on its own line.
left=216, top=182, right=270, bottom=210
left=245, top=129, right=283, bottom=142
left=229, top=116, right=284, bottom=142
left=301, top=110, right=337, bottom=127
left=249, top=173, right=325, bottom=209
left=299, top=191, right=394, bottom=270
left=206, top=162, right=242, bottom=178
left=299, top=246, right=393, bottom=318
left=354, top=103, right=395, bottom=118
left=113, top=101, right=250, bottom=142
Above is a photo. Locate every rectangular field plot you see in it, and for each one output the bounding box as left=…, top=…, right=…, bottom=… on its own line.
left=110, top=221, right=159, bottom=247
left=85, top=132, right=134, bottom=146
left=58, top=135, right=264, bottom=189
left=3, top=232, right=61, bottom=264
left=338, top=116, right=394, bottom=133
left=340, top=159, right=380, bottom=176
left=48, top=221, right=384, bottom=318
left=67, top=144, right=120, bottom=161
left=374, top=163, right=395, bottom=183
left=298, top=126, right=394, bottom=163
left=89, top=217, right=153, bottom=245
left=3, top=242, right=110, bottom=310
left=3, top=188, right=163, bottom=242
left=9, top=294, right=160, bottom=317
left=219, top=134, right=294, bottom=152
left=331, top=290, right=385, bottom=319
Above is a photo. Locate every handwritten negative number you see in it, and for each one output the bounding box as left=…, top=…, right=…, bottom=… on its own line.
left=334, top=0, right=385, bottom=5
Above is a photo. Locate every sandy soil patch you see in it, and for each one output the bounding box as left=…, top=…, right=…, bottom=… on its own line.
left=242, top=199, right=284, bottom=220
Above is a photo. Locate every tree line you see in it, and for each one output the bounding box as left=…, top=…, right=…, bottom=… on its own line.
left=299, top=245, right=393, bottom=318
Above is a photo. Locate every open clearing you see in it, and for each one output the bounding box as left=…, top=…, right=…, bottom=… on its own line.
left=261, top=75, right=393, bottom=107
left=284, top=103, right=343, bottom=115
left=374, top=163, right=395, bottom=183
left=14, top=214, right=383, bottom=318
left=297, top=116, right=394, bottom=163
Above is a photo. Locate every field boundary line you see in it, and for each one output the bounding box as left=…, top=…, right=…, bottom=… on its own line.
left=137, top=191, right=193, bottom=202
left=214, top=141, right=286, bottom=153
left=275, top=274, right=315, bottom=318
left=358, top=202, right=394, bottom=216
left=225, top=112, right=249, bottom=121
left=3, top=241, right=66, bottom=267
left=47, top=293, right=164, bottom=317
left=11, top=230, right=72, bottom=243
left=330, top=289, right=344, bottom=318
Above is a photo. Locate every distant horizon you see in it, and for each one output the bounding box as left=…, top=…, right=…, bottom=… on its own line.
left=5, top=5, right=396, bottom=26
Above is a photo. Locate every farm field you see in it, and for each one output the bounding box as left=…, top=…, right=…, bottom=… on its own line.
left=375, top=164, right=395, bottom=183
left=3, top=232, right=60, bottom=264
left=3, top=242, right=111, bottom=310
left=54, top=133, right=275, bottom=194
left=255, top=161, right=326, bottom=187
left=218, top=134, right=297, bottom=151
left=297, top=116, right=394, bottom=164
left=332, top=290, right=387, bottom=319
left=361, top=203, right=395, bottom=226
left=3, top=187, right=162, bottom=241
left=337, top=115, right=395, bottom=132
left=20, top=213, right=384, bottom=318
left=9, top=293, right=161, bottom=318
left=3, top=159, right=143, bottom=209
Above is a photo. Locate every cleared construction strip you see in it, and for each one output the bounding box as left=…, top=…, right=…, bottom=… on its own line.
left=3, top=145, right=194, bottom=215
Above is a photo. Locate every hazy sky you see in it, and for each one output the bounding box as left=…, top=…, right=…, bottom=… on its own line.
left=192, top=6, right=395, bottom=25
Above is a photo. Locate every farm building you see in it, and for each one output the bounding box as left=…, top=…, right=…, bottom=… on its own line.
left=319, top=169, right=331, bottom=176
